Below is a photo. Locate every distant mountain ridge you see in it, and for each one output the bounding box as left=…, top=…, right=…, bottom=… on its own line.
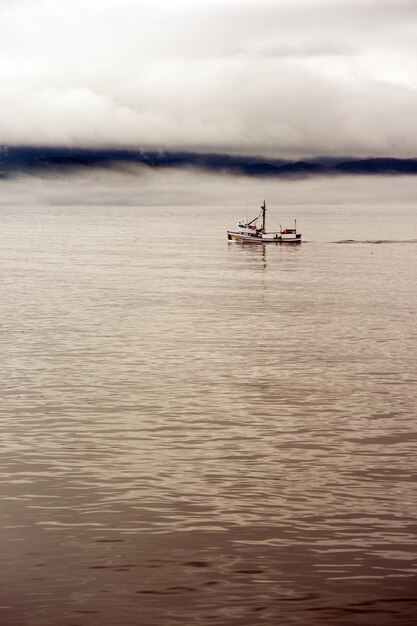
left=1, top=147, right=417, bottom=178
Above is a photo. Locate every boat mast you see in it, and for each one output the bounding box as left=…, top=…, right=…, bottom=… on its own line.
left=261, top=201, right=266, bottom=231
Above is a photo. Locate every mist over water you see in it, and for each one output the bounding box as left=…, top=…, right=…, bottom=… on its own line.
left=1, top=172, right=416, bottom=625
left=2, top=167, right=417, bottom=208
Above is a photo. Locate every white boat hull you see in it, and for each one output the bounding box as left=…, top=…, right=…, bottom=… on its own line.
left=227, top=231, right=302, bottom=244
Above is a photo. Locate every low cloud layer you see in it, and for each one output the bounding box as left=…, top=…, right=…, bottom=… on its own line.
left=1, top=166, right=417, bottom=209
left=1, top=0, right=417, bottom=157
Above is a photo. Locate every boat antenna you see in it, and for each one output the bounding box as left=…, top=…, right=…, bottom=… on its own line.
left=261, top=201, right=266, bottom=231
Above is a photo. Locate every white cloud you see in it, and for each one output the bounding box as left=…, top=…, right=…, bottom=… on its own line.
left=1, top=0, right=417, bottom=156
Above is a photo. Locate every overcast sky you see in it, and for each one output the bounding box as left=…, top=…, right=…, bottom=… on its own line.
left=1, top=0, right=417, bottom=157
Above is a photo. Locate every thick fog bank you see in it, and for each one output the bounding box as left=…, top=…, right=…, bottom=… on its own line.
left=1, top=167, right=417, bottom=208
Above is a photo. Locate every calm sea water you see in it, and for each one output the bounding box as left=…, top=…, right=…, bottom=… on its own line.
left=1, top=202, right=416, bottom=626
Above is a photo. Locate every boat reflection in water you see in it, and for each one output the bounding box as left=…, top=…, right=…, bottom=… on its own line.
left=228, top=233, right=301, bottom=277
left=227, top=201, right=302, bottom=244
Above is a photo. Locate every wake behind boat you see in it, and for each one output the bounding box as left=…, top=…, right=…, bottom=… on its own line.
left=227, top=201, right=301, bottom=244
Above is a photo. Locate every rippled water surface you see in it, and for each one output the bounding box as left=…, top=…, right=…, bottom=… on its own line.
left=1, top=203, right=417, bottom=625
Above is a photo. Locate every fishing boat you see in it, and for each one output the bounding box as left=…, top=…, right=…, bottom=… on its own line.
left=227, top=201, right=301, bottom=244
